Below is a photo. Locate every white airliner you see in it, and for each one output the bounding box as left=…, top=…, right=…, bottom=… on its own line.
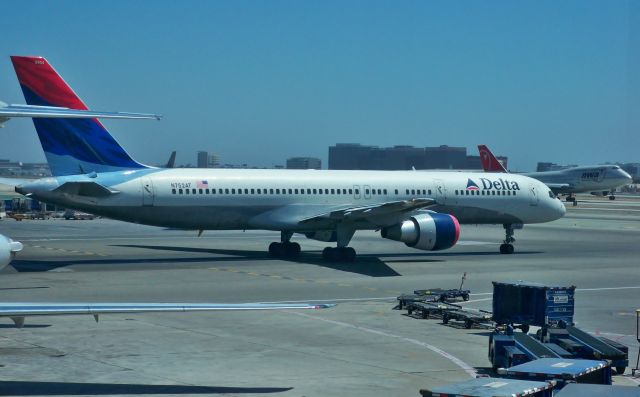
left=8, top=56, right=565, bottom=257
left=478, top=145, right=633, bottom=205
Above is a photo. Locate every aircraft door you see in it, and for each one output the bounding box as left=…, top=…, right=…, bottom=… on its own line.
left=141, top=177, right=155, bottom=206
left=353, top=185, right=361, bottom=199
left=433, top=179, right=446, bottom=205
left=529, top=183, right=538, bottom=206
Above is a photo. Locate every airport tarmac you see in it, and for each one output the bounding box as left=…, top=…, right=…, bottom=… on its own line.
left=0, top=195, right=638, bottom=396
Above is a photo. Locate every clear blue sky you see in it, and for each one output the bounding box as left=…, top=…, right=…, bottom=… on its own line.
left=1, top=1, right=638, bottom=171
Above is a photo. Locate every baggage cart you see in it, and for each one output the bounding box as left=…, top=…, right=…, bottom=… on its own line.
left=419, top=377, right=554, bottom=397
left=498, top=358, right=612, bottom=388
left=492, top=281, right=575, bottom=332
left=554, top=383, right=640, bottom=397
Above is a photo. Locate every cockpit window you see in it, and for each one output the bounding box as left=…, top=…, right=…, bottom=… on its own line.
left=548, top=190, right=556, bottom=199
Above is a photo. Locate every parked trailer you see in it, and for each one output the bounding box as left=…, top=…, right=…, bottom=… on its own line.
left=554, top=383, right=640, bottom=397
left=492, top=281, right=575, bottom=333
left=498, top=358, right=612, bottom=389
left=442, top=306, right=493, bottom=329
left=419, top=377, right=554, bottom=397
left=405, top=301, right=460, bottom=319
left=413, top=288, right=470, bottom=302
left=396, top=293, right=437, bottom=311
left=543, top=325, right=628, bottom=374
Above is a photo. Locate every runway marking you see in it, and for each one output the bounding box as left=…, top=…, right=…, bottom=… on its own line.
left=26, top=244, right=108, bottom=257
left=290, top=311, right=477, bottom=378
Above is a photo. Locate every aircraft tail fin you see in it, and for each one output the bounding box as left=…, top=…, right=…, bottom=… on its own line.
left=10, top=56, right=150, bottom=176
left=477, top=145, right=508, bottom=173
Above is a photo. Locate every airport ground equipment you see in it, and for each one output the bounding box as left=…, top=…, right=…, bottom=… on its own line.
left=498, top=358, right=612, bottom=388
left=542, top=325, right=628, bottom=374
left=633, top=308, right=640, bottom=376
left=492, top=281, right=575, bottom=333
left=489, top=330, right=571, bottom=370
left=419, top=377, right=554, bottom=397
left=554, top=383, right=640, bottom=397
left=442, top=306, right=493, bottom=329
left=404, top=300, right=460, bottom=319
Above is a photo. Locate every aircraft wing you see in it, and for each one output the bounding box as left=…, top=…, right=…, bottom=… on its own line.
left=545, top=183, right=573, bottom=193
left=0, top=302, right=334, bottom=328
left=0, top=103, right=160, bottom=127
left=299, top=198, right=436, bottom=225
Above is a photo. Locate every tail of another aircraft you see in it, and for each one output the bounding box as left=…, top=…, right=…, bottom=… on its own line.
left=477, top=145, right=508, bottom=173
left=10, top=56, right=150, bottom=176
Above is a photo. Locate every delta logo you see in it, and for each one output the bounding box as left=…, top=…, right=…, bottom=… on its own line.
left=466, top=179, right=480, bottom=190
left=466, top=178, right=521, bottom=191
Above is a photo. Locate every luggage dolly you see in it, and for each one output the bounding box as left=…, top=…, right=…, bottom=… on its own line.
left=405, top=300, right=461, bottom=319
left=442, top=306, right=494, bottom=329
left=414, top=272, right=470, bottom=302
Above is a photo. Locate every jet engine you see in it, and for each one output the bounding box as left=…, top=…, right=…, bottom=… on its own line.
left=381, top=213, right=460, bottom=251
left=0, top=234, right=23, bottom=270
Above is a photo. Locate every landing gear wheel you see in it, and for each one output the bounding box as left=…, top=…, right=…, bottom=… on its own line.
left=615, top=366, right=626, bottom=375
left=609, top=195, right=616, bottom=201
left=499, top=243, right=514, bottom=254
left=442, top=313, right=449, bottom=324
left=520, top=324, right=530, bottom=334
left=322, top=247, right=357, bottom=262
left=268, top=242, right=301, bottom=258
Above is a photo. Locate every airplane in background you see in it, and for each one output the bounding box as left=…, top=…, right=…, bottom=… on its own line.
left=8, top=56, right=565, bottom=256
left=478, top=145, right=633, bottom=206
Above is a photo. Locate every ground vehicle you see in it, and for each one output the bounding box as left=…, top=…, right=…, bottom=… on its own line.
left=63, top=210, right=95, bottom=220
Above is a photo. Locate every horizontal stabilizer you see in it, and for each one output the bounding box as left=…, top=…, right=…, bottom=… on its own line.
left=0, top=103, right=160, bottom=127
left=53, top=181, right=119, bottom=197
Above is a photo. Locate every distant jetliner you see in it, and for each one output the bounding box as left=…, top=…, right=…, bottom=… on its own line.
left=8, top=56, right=565, bottom=256
left=478, top=145, right=632, bottom=205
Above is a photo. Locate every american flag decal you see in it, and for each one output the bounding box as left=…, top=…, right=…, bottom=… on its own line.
left=196, top=180, right=209, bottom=188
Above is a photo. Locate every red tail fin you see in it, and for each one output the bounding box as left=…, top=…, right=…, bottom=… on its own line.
left=478, top=145, right=508, bottom=173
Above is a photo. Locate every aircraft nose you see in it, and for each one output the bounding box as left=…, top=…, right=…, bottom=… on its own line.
left=557, top=199, right=567, bottom=218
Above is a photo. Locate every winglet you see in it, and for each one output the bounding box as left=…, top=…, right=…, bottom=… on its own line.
left=478, top=145, right=508, bottom=173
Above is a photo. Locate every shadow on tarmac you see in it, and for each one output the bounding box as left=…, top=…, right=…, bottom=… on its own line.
left=0, top=381, right=292, bottom=395
left=11, top=245, right=403, bottom=277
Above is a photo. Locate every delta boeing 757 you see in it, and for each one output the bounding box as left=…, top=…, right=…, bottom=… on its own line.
left=9, top=56, right=565, bottom=257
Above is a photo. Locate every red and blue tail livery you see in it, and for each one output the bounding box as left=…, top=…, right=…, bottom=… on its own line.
left=11, top=56, right=149, bottom=176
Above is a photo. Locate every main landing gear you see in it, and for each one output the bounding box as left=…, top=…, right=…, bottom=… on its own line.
left=322, top=225, right=357, bottom=262
left=268, top=231, right=300, bottom=258
left=499, top=224, right=516, bottom=254
left=322, top=247, right=356, bottom=262
left=565, top=194, right=577, bottom=206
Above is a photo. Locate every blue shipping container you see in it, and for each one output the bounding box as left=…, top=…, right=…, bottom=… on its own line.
left=492, top=281, right=575, bottom=327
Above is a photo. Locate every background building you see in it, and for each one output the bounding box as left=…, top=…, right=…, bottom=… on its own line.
left=328, top=144, right=507, bottom=170
left=286, top=157, right=322, bottom=169
left=196, top=151, right=220, bottom=168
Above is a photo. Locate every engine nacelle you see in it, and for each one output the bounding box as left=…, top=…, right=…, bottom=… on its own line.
left=381, top=213, right=460, bottom=251
left=0, top=234, right=23, bottom=270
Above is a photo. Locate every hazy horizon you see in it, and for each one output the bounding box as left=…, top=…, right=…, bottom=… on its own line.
left=1, top=1, right=638, bottom=172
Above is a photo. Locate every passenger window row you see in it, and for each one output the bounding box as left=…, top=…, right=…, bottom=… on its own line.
left=169, top=187, right=434, bottom=197
left=453, top=189, right=516, bottom=196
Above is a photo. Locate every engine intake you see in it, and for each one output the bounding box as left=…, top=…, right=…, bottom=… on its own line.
left=0, top=234, right=23, bottom=270
left=381, top=213, right=460, bottom=251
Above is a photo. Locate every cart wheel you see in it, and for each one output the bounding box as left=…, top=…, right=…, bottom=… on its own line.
left=442, top=313, right=449, bottom=324
left=465, top=319, right=473, bottom=329
left=462, top=294, right=469, bottom=301
left=520, top=325, right=530, bottom=334
left=421, top=311, right=429, bottom=319
left=407, top=309, right=412, bottom=315
left=616, top=367, right=626, bottom=375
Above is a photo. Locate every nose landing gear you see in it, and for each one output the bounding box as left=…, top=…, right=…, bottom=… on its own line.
left=499, top=224, right=516, bottom=254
